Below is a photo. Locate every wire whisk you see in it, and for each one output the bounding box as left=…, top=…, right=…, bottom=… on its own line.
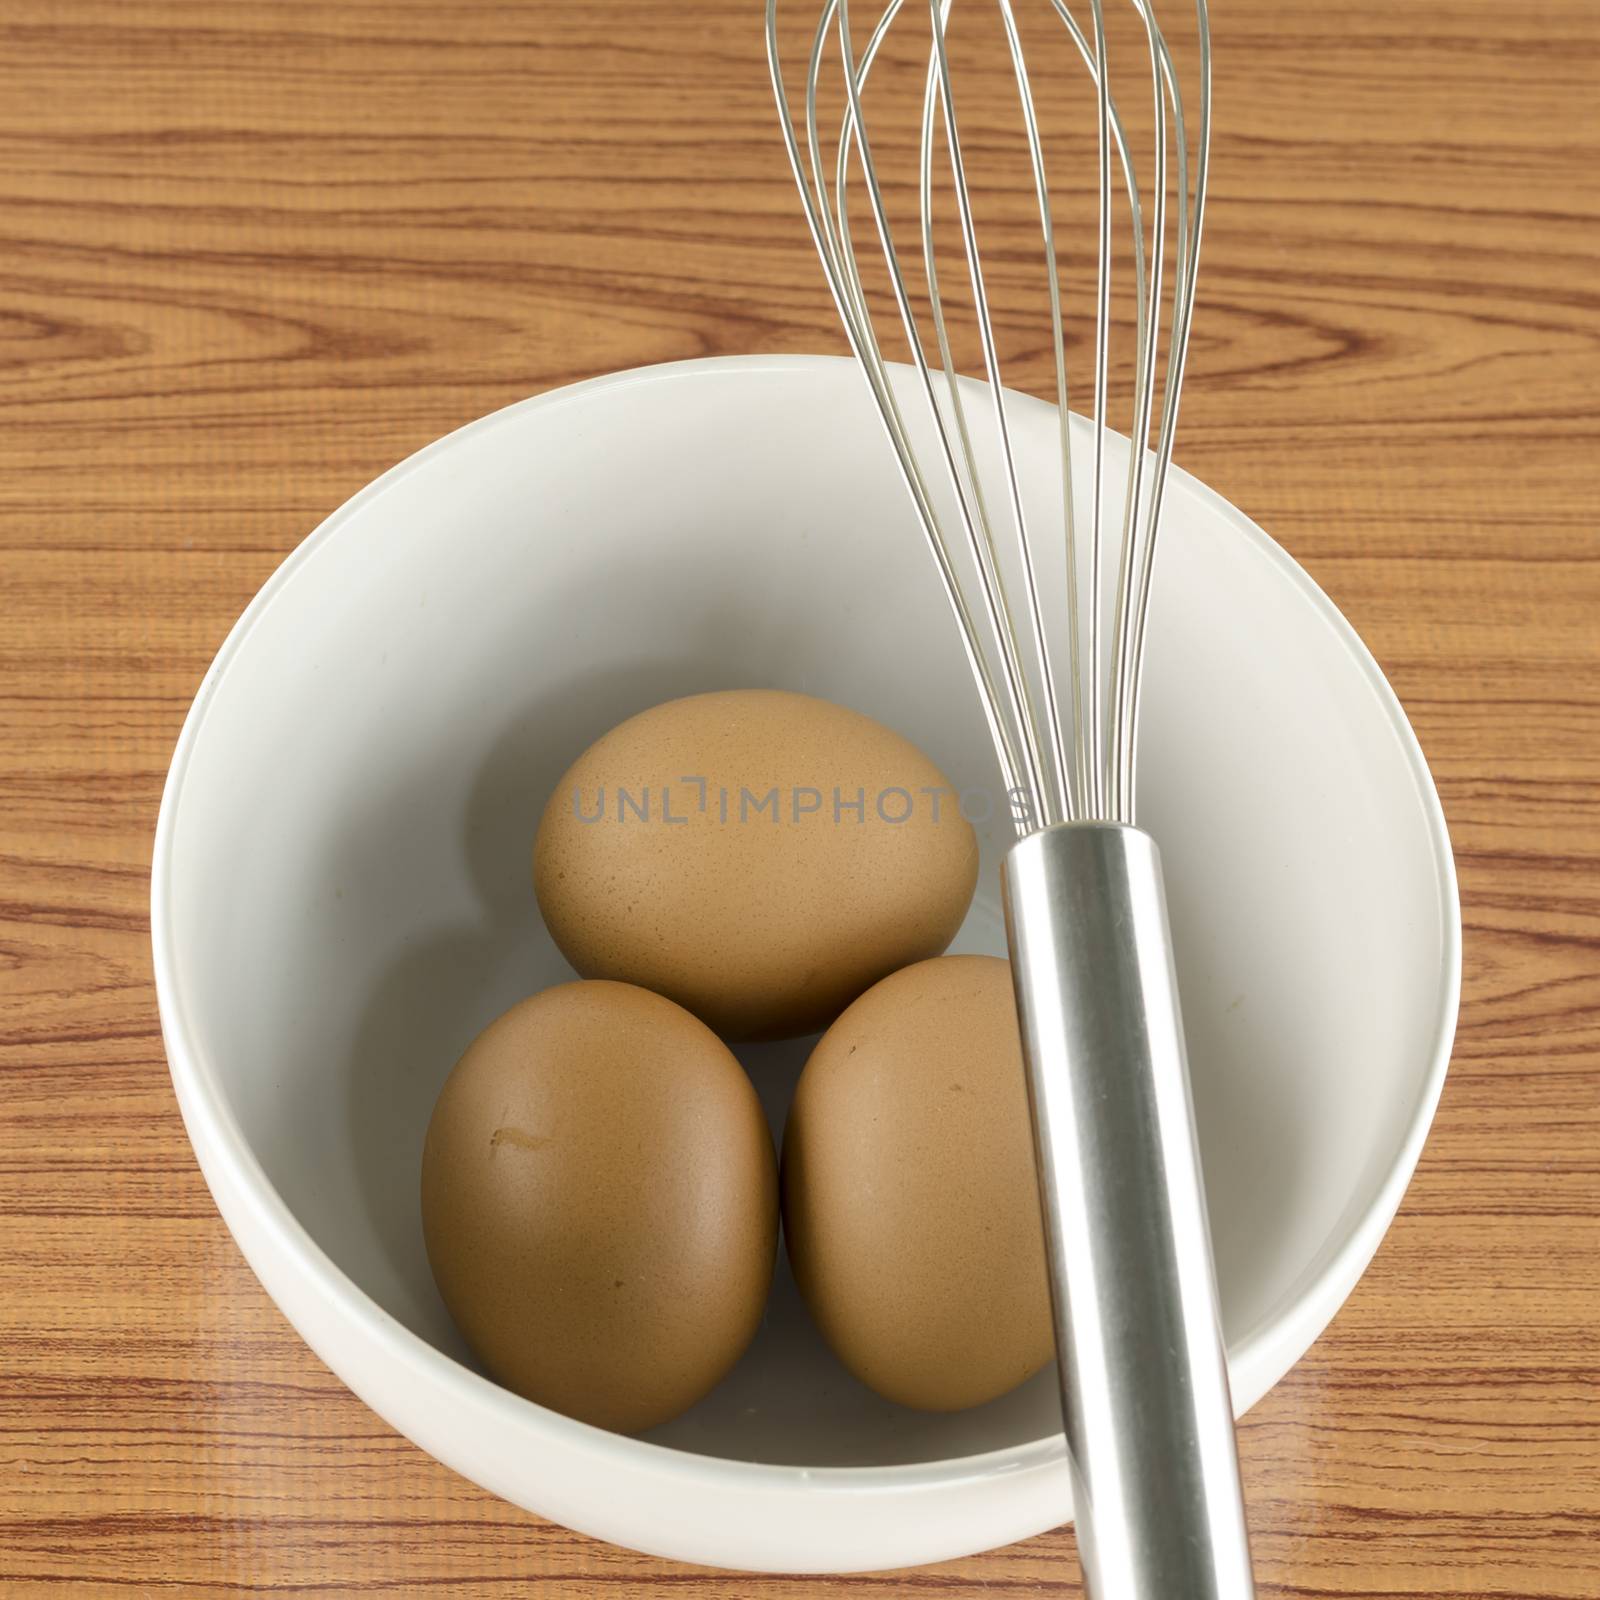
left=769, top=6, right=1254, bottom=1597
left=768, top=0, right=1209, bottom=833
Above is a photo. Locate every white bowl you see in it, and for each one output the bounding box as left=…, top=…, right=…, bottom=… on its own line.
left=152, top=354, right=1460, bottom=1573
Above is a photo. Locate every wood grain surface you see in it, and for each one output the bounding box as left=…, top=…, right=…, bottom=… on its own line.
left=3, top=1, right=1597, bottom=1594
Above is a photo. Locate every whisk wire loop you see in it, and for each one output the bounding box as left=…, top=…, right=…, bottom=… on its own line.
left=768, top=0, right=1210, bottom=834
left=833, top=0, right=1055, bottom=814
left=927, top=1, right=1071, bottom=827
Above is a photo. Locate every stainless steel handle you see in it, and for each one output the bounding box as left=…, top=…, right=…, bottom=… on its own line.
left=1003, top=822, right=1255, bottom=1600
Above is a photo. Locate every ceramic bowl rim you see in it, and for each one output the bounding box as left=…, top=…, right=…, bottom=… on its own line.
left=151, top=352, right=1462, bottom=1500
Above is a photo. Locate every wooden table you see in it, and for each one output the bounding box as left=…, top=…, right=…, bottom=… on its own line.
left=4, top=2, right=1596, bottom=1594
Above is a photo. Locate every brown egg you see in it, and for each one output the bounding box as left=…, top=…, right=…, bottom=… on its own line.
left=533, top=689, right=979, bottom=1041
left=420, top=980, right=777, bottom=1434
left=782, top=955, right=1053, bottom=1411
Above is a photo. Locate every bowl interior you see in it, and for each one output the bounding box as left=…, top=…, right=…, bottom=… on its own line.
left=163, top=357, right=1453, bottom=1471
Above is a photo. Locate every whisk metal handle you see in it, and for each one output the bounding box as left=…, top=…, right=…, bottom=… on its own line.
left=1003, top=823, right=1255, bottom=1600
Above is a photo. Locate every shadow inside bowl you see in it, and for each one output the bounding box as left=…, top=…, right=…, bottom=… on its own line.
left=325, top=653, right=1062, bottom=1468
left=330, top=656, right=732, bottom=1349
left=322, top=672, right=1315, bottom=1467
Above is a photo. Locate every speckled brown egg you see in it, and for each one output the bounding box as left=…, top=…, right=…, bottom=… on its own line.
left=781, top=954, right=1053, bottom=1411
left=533, top=690, right=979, bottom=1041
left=420, top=980, right=777, bottom=1435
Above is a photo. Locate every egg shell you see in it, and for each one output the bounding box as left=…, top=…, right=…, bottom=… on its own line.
left=781, top=954, right=1054, bottom=1411
left=533, top=689, right=979, bottom=1041
left=421, top=980, right=777, bottom=1435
